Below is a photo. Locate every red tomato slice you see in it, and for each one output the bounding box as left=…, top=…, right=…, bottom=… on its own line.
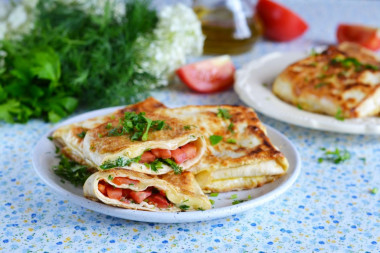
left=256, top=0, right=308, bottom=41
left=146, top=194, right=170, bottom=209
left=170, top=148, right=187, bottom=164
left=151, top=149, right=172, bottom=159
left=112, top=177, right=139, bottom=186
left=98, top=181, right=107, bottom=194
left=180, top=143, right=197, bottom=160
left=139, top=151, right=156, bottom=163
left=176, top=55, right=235, bottom=93
left=122, top=188, right=132, bottom=198
left=106, top=186, right=123, bottom=200
left=129, top=189, right=152, bottom=204
left=337, top=24, right=380, bottom=51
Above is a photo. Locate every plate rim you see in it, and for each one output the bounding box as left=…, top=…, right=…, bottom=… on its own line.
left=32, top=106, right=301, bottom=223
left=234, top=51, right=380, bottom=135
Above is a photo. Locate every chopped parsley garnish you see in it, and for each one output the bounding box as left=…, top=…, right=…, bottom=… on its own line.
left=230, top=194, right=238, bottom=199
left=77, top=131, right=86, bottom=138
left=335, top=108, right=345, bottom=121
left=232, top=200, right=245, bottom=205
left=228, top=123, right=235, bottom=133
left=297, top=104, right=303, bottom=110
left=209, top=193, right=219, bottom=197
left=318, top=148, right=351, bottom=164
left=53, top=154, right=92, bottom=187
left=105, top=122, right=113, bottom=129
left=217, top=108, right=231, bottom=119
left=107, top=111, right=167, bottom=141
left=98, top=133, right=103, bottom=138
left=183, top=125, right=196, bottom=130
left=209, top=199, right=215, bottom=205
left=247, top=195, right=252, bottom=200
left=145, top=159, right=163, bottom=172
left=108, top=175, right=114, bottom=181
left=226, top=138, right=236, bottom=144
left=262, top=83, right=269, bottom=87
left=314, top=82, right=328, bottom=89
left=310, top=48, right=318, bottom=56
left=179, top=205, right=190, bottom=211
left=330, top=57, right=379, bottom=72
left=370, top=187, right=378, bottom=195
left=209, top=135, right=223, bottom=146
left=47, top=136, right=53, bottom=141
left=162, top=158, right=182, bottom=174
left=100, top=156, right=141, bottom=170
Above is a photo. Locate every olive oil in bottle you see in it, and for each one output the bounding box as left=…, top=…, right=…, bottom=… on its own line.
left=193, top=2, right=262, bottom=55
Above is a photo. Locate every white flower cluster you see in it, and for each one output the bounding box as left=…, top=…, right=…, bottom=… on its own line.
left=136, top=3, right=204, bottom=86
left=0, top=0, right=38, bottom=40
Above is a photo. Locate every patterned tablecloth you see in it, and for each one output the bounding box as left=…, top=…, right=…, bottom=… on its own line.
left=1, top=0, right=379, bottom=252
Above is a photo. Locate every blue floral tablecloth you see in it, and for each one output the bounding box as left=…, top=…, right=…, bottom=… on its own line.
left=1, top=0, right=379, bottom=252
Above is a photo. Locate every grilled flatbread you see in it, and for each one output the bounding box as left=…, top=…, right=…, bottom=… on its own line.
left=84, top=169, right=211, bottom=212
left=272, top=42, right=380, bottom=118
left=53, top=97, right=206, bottom=175
left=52, top=97, right=167, bottom=166
left=156, top=105, right=289, bottom=192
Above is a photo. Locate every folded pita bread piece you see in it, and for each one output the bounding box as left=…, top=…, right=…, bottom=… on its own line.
left=52, top=97, right=166, bottom=166
left=81, top=107, right=206, bottom=175
left=84, top=169, right=211, bottom=212
left=157, top=105, right=289, bottom=192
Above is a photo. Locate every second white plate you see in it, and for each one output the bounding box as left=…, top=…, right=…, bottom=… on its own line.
left=235, top=51, right=380, bottom=134
left=32, top=106, right=301, bottom=223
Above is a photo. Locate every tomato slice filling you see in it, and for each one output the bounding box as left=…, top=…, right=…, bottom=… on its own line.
left=139, top=141, right=197, bottom=166
left=98, top=180, right=171, bottom=208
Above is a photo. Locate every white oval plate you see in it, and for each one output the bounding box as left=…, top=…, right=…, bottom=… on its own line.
left=235, top=51, right=380, bottom=134
left=32, top=106, right=301, bottom=223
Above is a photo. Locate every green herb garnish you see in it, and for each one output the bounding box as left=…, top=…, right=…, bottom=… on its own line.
left=209, top=199, right=215, bottom=205
left=184, top=125, right=196, bottom=130
left=209, top=193, right=219, bottom=197
left=179, top=205, right=190, bottom=211
left=370, top=187, right=378, bottom=195
left=106, top=123, right=113, bottom=129
left=53, top=154, right=92, bottom=187
left=232, top=200, right=245, bottom=205
left=314, top=82, right=328, bottom=89
left=146, top=159, right=163, bottom=172
left=230, top=194, right=238, bottom=199
left=217, top=108, right=231, bottom=119
left=108, top=175, right=114, bottom=181
left=318, top=148, right=351, bottom=164
left=335, top=108, right=345, bottom=121
left=209, top=135, right=223, bottom=146
left=226, top=138, right=236, bottom=144
left=359, top=157, right=366, bottom=164
left=228, top=123, right=235, bottom=133
left=162, top=158, right=182, bottom=174
left=77, top=131, right=86, bottom=138
left=330, top=57, right=379, bottom=72
left=100, top=156, right=141, bottom=170
left=247, top=195, right=252, bottom=200
left=107, top=111, right=166, bottom=141
left=297, top=104, right=303, bottom=110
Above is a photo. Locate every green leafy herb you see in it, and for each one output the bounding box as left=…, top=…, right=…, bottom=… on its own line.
left=217, top=108, right=231, bottom=119
left=209, top=199, right=215, bottom=205
left=106, top=123, right=113, bottom=129
left=209, top=193, right=219, bottom=197
left=228, top=122, right=235, bottom=133
left=197, top=208, right=205, bottom=211
left=146, top=159, right=163, bottom=172
left=310, top=48, right=318, bottom=56
left=232, top=200, right=245, bottom=205
left=0, top=0, right=158, bottom=123
left=359, top=157, right=366, bottom=164
left=77, top=131, right=86, bottom=138
left=53, top=154, right=92, bottom=187
left=230, top=194, right=238, bottom=199
left=247, top=195, right=252, bottom=200
left=107, top=111, right=166, bottom=141
left=262, top=83, right=269, bottom=87
left=314, top=82, right=328, bottom=89
left=330, top=57, right=379, bottom=72
left=179, top=205, right=190, bottom=211
left=100, top=156, right=141, bottom=170
left=209, top=135, right=223, bottom=146
left=370, top=187, right=378, bottom=195
left=318, top=148, right=351, bottom=164
left=335, top=108, right=345, bottom=121
left=226, top=138, right=236, bottom=144
left=163, top=158, right=182, bottom=174
left=297, top=104, right=303, bottom=110
left=108, top=175, right=114, bottom=181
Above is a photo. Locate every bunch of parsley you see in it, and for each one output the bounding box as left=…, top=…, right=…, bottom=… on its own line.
left=0, top=0, right=157, bottom=123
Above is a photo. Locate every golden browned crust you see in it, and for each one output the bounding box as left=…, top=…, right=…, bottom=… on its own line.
left=273, top=43, right=380, bottom=118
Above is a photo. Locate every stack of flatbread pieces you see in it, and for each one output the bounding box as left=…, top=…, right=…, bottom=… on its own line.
left=52, top=97, right=288, bottom=212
